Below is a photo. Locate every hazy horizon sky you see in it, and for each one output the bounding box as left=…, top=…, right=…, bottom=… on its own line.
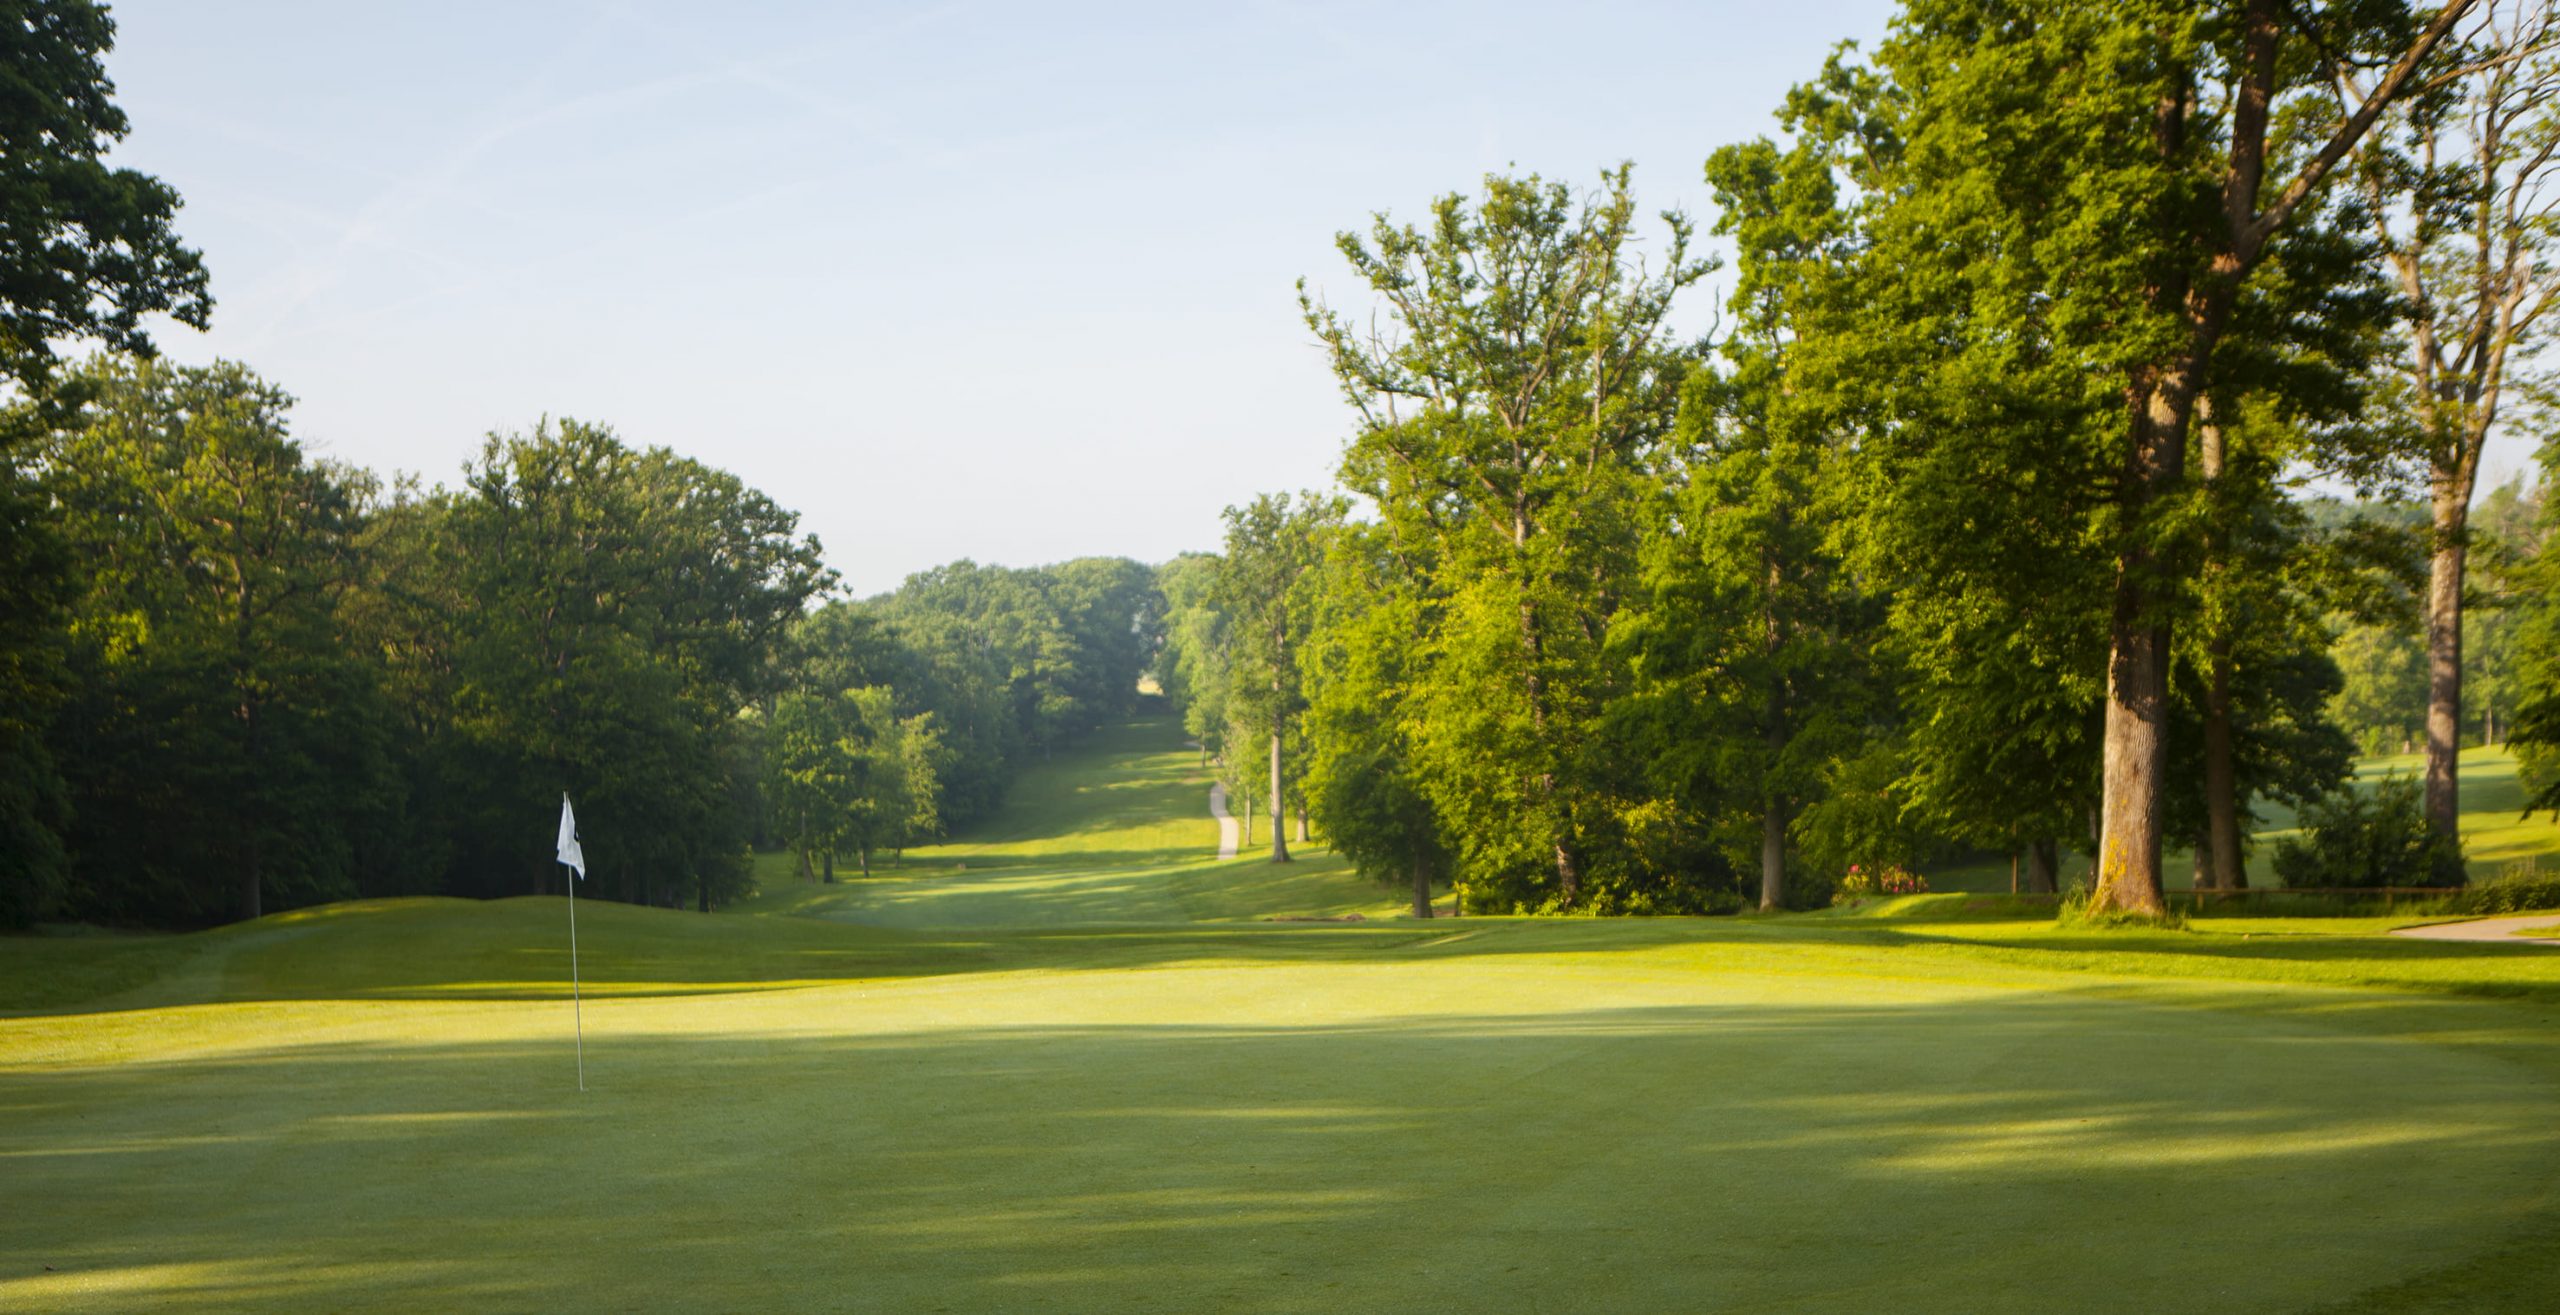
left=103, top=1, right=2542, bottom=597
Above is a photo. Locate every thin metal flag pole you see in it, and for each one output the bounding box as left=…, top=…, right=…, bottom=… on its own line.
left=567, top=860, right=585, bottom=1092
left=558, top=792, right=589, bottom=1094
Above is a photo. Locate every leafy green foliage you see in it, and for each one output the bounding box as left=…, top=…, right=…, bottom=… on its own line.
left=1302, top=165, right=1712, bottom=912
left=0, top=1, right=210, bottom=392
left=1299, top=524, right=1452, bottom=911
left=40, top=358, right=389, bottom=924
left=343, top=419, right=830, bottom=912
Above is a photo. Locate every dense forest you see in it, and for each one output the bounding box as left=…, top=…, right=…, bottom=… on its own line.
left=7, top=0, right=2560, bottom=929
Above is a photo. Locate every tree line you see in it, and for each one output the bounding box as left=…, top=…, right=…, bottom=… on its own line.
left=1163, top=0, right=2560, bottom=918
left=0, top=2, right=1180, bottom=929
left=11, top=0, right=2560, bottom=929
left=2, top=351, right=1165, bottom=927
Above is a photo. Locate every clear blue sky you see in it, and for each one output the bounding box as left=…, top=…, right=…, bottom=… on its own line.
left=103, top=2, right=2535, bottom=596
left=99, top=1, right=1897, bottom=594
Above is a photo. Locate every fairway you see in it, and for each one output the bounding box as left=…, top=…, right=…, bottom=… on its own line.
left=11, top=718, right=2560, bottom=1312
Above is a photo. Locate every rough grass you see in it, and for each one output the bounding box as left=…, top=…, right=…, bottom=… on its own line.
left=10, top=717, right=2560, bottom=1312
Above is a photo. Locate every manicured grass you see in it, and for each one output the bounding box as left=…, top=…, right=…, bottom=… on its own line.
left=10, top=716, right=2560, bottom=1311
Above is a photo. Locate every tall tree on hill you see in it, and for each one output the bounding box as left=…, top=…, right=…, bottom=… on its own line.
left=1155, top=553, right=1230, bottom=765
left=1825, top=0, right=2476, bottom=916
left=380, top=420, right=830, bottom=911
left=44, top=358, right=390, bottom=923
left=1302, top=166, right=1710, bottom=910
left=1623, top=134, right=1885, bottom=912
left=2350, top=0, right=2560, bottom=840
left=1763, top=47, right=2116, bottom=897
left=1215, top=493, right=1340, bottom=863
left=0, top=0, right=211, bottom=926
left=1301, top=522, right=1452, bottom=916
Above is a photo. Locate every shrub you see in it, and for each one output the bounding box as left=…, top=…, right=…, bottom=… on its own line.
left=2270, top=775, right=2466, bottom=889
left=1834, top=863, right=1928, bottom=904
left=2447, top=859, right=2560, bottom=915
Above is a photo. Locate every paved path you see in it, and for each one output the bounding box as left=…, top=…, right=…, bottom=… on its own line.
left=2389, top=914, right=2560, bottom=946
left=1209, top=782, right=1239, bottom=861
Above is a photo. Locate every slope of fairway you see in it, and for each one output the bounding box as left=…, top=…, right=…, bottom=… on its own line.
left=17, top=715, right=2560, bottom=1311
left=736, top=714, right=1410, bottom=927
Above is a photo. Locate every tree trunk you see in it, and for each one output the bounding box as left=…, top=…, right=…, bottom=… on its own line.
left=1241, top=792, right=1251, bottom=847
left=823, top=849, right=834, bottom=883
left=1296, top=806, right=1309, bottom=845
left=2202, top=655, right=2245, bottom=890
left=1759, top=802, right=1786, bottom=912
left=1411, top=859, right=1433, bottom=919
left=859, top=846, right=871, bottom=878
left=2027, top=838, right=2059, bottom=895
left=2095, top=608, right=2171, bottom=917
left=1269, top=732, right=1290, bottom=862
left=239, top=697, right=264, bottom=921
left=2197, top=397, right=2246, bottom=892
left=2424, top=492, right=2466, bottom=839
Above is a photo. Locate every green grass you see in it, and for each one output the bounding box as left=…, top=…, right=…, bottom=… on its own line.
left=11, top=716, right=2560, bottom=1311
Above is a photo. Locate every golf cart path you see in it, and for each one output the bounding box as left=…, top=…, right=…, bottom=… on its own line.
left=1209, top=782, right=1239, bottom=860
left=2389, top=914, right=2560, bottom=946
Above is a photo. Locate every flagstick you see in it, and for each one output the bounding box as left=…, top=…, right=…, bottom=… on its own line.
left=566, top=862, right=585, bottom=1092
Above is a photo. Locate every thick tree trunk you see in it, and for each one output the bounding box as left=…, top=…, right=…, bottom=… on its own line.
left=1411, top=859, right=1433, bottom=919
left=2424, top=494, right=2467, bottom=839
left=1269, top=732, right=1290, bottom=862
left=859, top=846, right=871, bottom=878
left=2095, top=612, right=2172, bottom=917
left=2026, top=840, right=2059, bottom=895
left=2094, top=366, right=2189, bottom=918
left=1296, top=806, right=1309, bottom=845
left=1759, top=803, right=1786, bottom=912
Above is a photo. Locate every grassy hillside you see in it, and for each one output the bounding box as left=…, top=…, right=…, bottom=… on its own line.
left=737, top=715, right=1409, bottom=927
left=11, top=716, right=2560, bottom=1311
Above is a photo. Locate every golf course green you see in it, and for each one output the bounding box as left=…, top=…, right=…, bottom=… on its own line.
left=9, top=717, right=2560, bottom=1312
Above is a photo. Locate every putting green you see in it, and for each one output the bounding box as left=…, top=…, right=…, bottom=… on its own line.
left=8, top=717, right=2560, bottom=1312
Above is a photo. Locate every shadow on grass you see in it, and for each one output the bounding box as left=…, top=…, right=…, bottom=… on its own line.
left=7, top=992, right=2559, bottom=1313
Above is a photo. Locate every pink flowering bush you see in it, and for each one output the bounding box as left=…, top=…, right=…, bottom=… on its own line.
left=1835, top=863, right=1929, bottom=902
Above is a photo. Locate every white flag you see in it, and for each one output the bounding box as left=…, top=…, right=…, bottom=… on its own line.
left=556, top=794, right=586, bottom=879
